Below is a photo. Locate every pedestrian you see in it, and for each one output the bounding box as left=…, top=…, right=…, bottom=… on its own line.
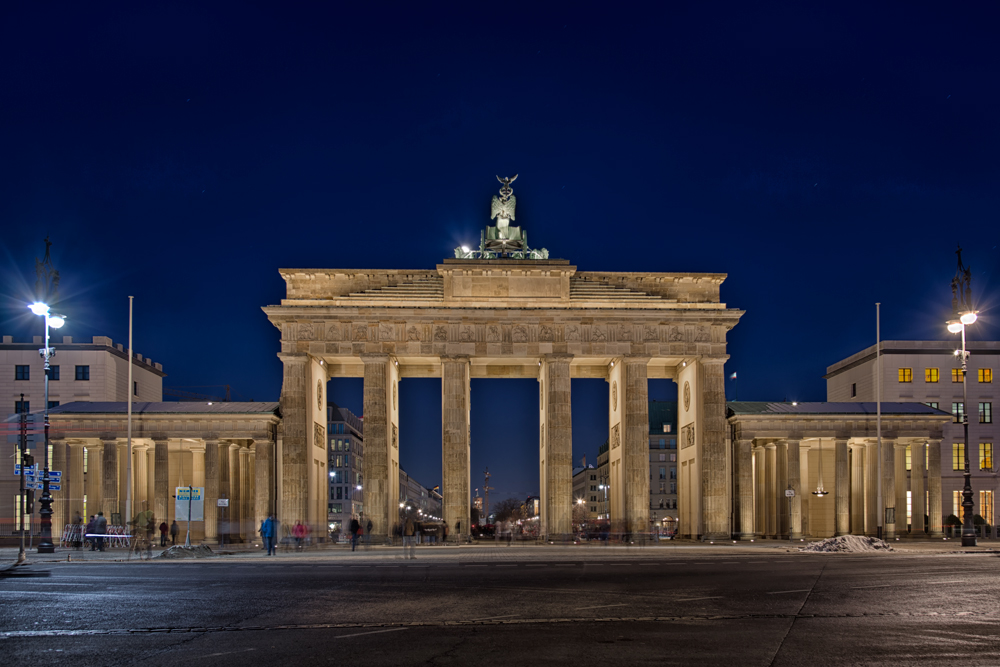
left=159, top=521, right=168, bottom=547
left=260, top=514, right=276, bottom=555
left=349, top=515, right=361, bottom=552
left=72, top=512, right=83, bottom=550
left=94, top=511, right=108, bottom=552
left=365, top=517, right=373, bottom=548
left=85, top=515, right=96, bottom=551
left=403, top=515, right=416, bottom=559
left=170, top=519, right=179, bottom=545
left=293, top=520, right=306, bottom=551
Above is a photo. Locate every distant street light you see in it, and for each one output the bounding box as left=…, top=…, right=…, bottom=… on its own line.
left=28, top=302, right=65, bottom=554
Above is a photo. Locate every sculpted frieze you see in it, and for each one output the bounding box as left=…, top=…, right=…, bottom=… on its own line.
left=434, top=325, right=448, bottom=341
left=539, top=325, right=554, bottom=342
left=591, top=325, right=607, bottom=342
left=460, top=325, right=476, bottom=342
left=667, top=326, right=683, bottom=341
left=299, top=323, right=315, bottom=340
left=406, top=325, right=421, bottom=342
left=565, top=324, right=581, bottom=341
left=327, top=323, right=343, bottom=341
left=611, top=422, right=621, bottom=449
left=353, top=324, right=368, bottom=341
left=695, top=326, right=710, bottom=342
left=643, top=325, right=659, bottom=341
left=512, top=324, right=528, bottom=343
left=486, top=324, right=502, bottom=342
left=379, top=322, right=395, bottom=341
left=616, top=324, right=632, bottom=341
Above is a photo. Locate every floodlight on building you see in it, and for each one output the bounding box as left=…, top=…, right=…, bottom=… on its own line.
left=961, top=312, right=978, bottom=325
left=48, top=315, right=65, bottom=328
left=29, top=302, right=49, bottom=316
left=948, top=321, right=963, bottom=334
left=461, top=246, right=470, bottom=253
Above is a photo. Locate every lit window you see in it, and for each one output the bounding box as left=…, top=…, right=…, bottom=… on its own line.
left=925, top=401, right=939, bottom=409
left=953, top=443, right=965, bottom=471
left=953, top=490, right=962, bottom=518
left=925, top=368, right=939, bottom=383
left=952, top=368, right=964, bottom=383
left=898, top=368, right=912, bottom=383
left=905, top=444, right=911, bottom=471
left=981, top=444, right=994, bottom=471
left=952, top=402, right=965, bottom=424
left=979, top=402, right=992, bottom=424
left=14, top=496, right=24, bottom=530
left=980, top=490, right=994, bottom=526
left=979, top=369, right=993, bottom=383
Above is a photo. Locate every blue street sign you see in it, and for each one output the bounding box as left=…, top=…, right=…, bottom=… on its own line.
left=13, top=465, right=36, bottom=474
left=46, top=471, right=62, bottom=480
left=49, top=484, right=61, bottom=491
left=25, top=482, right=41, bottom=490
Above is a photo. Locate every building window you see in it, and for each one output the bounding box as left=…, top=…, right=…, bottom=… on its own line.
left=953, top=443, right=965, bottom=471
left=953, top=490, right=962, bottom=518
left=15, top=365, right=29, bottom=381
left=898, top=368, right=912, bottom=383
left=925, top=402, right=939, bottom=410
left=851, top=383, right=857, bottom=398
left=979, top=402, right=992, bottom=424
left=669, top=482, right=677, bottom=494
left=925, top=368, right=939, bottom=383
left=590, top=475, right=596, bottom=481
left=75, top=365, right=90, bottom=381
left=659, top=466, right=666, bottom=480
left=905, top=444, right=911, bottom=471
left=906, top=491, right=912, bottom=524
left=48, top=401, right=59, bottom=409
left=669, top=439, right=676, bottom=449
left=980, top=369, right=993, bottom=383
left=670, top=467, right=676, bottom=479
left=669, top=453, right=676, bottom=462
left=49, top=365, right=59, bottom=381
left=15, top=401, right=29, bottom=414
left=133, top=381, right=138, bottom=396
left=952, top=368, right=964, bottom=383
left=590, top=485, right=596, bottom=491
left=659, top=453, right=666, bottom=462
left=659, top=438, right=666, bottom=448
left=980, top=490, right=994, bottom=526
left=952, top=402, right=965, bottom=424
left=981, top=443, right=994, bottom=471
left=14, top=496, right=24, bottom=531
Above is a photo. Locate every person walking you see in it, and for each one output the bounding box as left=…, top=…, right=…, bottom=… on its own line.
left=94, top=511, right=108, bottom=552
left=403, top=515, right=416, bottom=559
left=260, top=514, right=276, bottom=555
left=349, top=515, right=361, bottom=552
left=72, top=512, right=84, bottom=550
left=292, top=520, right=306, bottom=551
left=365, top=517, right=373, bottom=549
left=158, top=521, right=168, bottom=547
left=169, top=520, right=179, bottom=545
left=85, top=515, right=96, bottom=551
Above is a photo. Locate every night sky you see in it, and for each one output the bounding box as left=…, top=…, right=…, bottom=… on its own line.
left=2, top=4, right=999, bottom=501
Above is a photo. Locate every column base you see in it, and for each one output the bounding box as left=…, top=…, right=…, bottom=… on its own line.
left=929, top=531, right=945, bottom=538
left=738, top=533, right=755, bottom=541
left=701, top=532, right=729, bottom=541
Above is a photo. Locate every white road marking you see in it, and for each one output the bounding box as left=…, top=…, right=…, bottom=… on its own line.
left=201, top=648, right=256, bottom=658
left=766, top=589, right=811, bottom=595
left=674, top=596, right=723, bottom=601
left=575, top=603, right=628, bottom=611
left=335, top=627, right=408, bottom=639
left=470, top=614, right=518, bottom=621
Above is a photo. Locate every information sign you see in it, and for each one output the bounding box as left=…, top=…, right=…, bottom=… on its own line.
left=174, top=486, right=205, bottom=521
left=217, top=498, right=229, bottom=507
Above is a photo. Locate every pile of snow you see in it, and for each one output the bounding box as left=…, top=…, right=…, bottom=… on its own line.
left=157, top=544, right=214, bottom=559
left=799, top=535, right=894, bottom=553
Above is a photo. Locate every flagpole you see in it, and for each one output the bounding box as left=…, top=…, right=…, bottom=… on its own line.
left=876, top=302, right=882, bottom=539
left=126, top=296, right=133, bottom=528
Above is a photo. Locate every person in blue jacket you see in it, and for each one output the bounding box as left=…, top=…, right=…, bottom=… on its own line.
left=260, top=514, right=276, bottom=555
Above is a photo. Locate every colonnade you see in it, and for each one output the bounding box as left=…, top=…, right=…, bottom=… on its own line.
left=48, top=438, right=275, bottom=542
left=740, top=438, right=944, bottom=539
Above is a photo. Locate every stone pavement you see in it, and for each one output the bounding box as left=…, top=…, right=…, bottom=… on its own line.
left=3, top=535, right=998, bottom=567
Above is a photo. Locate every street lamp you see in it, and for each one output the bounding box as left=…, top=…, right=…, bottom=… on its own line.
left=28, top=302, right=65, bottom=554
left=949, top=246, right=978, bottom=547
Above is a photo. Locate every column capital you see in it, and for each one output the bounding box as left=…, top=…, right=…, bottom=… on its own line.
left=542, top=353, right=574, bottom=362
left=277, top=352, right=309, bottom=364
left=698, top=355, right=730, bottom=366
left=439, top=354, right=470, bottom=363
left=360, top=352, right=391, bottom=363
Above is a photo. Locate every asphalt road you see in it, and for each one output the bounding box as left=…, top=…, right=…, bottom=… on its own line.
left=2, top=546, right=999, bottom=666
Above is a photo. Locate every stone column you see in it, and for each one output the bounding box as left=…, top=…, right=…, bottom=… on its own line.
left=765, top=443, right=776, bottom=537
left=776, top=441, right=788, bottom=537
left=153, top=440, right=169, bottom=526
left=51, top=440, right=68, bottom=537
left=255, top=440, right=274, bottom=530
left=834, top=438, right=849, bottom=536
left=68, top=442, right=85, bottom=524
left=240, top=447, right=251, bottom=541
left=850, top=444, right=864, bottom=535
left=753, top=446, right=765, bottom=536
left=203, top=439, right=219, bottom=540
left=86, top=443, right=103, bottom=520
left=102, top=440, right=118, bottom=522
left=788, top=440, right=802, bottom=539
left=219, top=441, right=231, bottom=542
left=737, top=439, right=754, bottom=539
left=146, top=447, right=156, bottom=513
left=441, top=356, right=471, bottom=543
left=912, top=441, right=926, bottom=534
left=189, top=444, right=205, bottom=541
left=865, top=441, right=878, bottom=536
left=117, top=441, right=128, bottom=522
left=363, top=353, right=391, bottom=539
left=895, top=443, right=908, bottom=533
left=229, top=444, right=241, bottom=541
left=278, top=354, right=308, bottom=527
left=927, top=439, right=943, bottom=537
left=543, top=354, right=574, bottom=538
left=883, top=438, right=896, bottom=539
left=134, top=444, right=149, bottom=513
left=800, top=444, right=811, bottom=537
left=700, top=359, right=729, bottom=539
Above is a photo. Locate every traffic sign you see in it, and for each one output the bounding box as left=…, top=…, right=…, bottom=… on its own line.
left=217, top=499, right=229, bottom=507
left=46, top=471, right=62, bottom=480
left=13, top=465, right=36, bottom=474
left=49, top=484, right=61, bottom=492
left=25, top=482, right=41, bottom=490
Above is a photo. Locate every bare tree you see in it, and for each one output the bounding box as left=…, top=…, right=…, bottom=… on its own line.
left=492, top=497, right=522, bottom=523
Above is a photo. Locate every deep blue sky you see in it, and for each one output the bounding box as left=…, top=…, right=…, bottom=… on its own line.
left=2, top=3, right=999, bottom=500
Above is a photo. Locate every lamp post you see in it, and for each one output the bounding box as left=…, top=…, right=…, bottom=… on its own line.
left=948, top=246, right=978, bottom=547
left=28, top=302, right=65, bottom=554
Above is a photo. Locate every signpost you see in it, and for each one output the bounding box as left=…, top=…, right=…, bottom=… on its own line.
left=785, top=487, right=796, bottom=542
left=174, top=486, right=204, bottom=547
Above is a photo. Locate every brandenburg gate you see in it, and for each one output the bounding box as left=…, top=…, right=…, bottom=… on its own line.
left=264, top=177, right=744, bottom=540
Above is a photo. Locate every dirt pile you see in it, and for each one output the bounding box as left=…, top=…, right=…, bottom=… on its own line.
left=799, top=535, right=894, bottom=553
left=157, top=544, right=214, bottom=559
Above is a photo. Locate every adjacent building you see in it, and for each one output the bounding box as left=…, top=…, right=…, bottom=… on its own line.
left=326, top=402, right=364, bottom=531
left=2, top=334, right=165, bottom=415
left=648, top=400, right=678, bottom=532
left=826, top=341, right=999, bottom=527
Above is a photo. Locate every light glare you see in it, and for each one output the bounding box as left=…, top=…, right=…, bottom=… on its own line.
left=960, top=312, right=978, bottom=325
left=29, top=302, right=49, bottom=316
left=947, top=322, right=963, bottom=334
left=48, top=315, right=65, bottom=329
